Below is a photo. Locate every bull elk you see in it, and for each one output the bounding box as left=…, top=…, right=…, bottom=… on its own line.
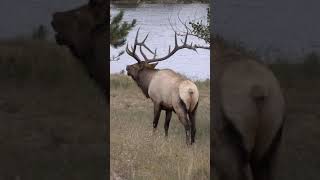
left=212, top=36, right=286, bottom=180
left=125, top=28, right=207, bottom=145
left=51, top=0, right=107, bottom=96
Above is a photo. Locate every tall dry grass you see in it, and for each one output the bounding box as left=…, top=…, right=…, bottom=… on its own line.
left=110, top=74, right=210, bottom=180
left=0, top=38, right=106, bottom=179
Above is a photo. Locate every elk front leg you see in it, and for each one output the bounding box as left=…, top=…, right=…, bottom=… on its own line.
left=173, top=101, right=192, bottom=145
left=164, top=110, right=172, bottom=137
left=153, top=103, right=161, bottom=131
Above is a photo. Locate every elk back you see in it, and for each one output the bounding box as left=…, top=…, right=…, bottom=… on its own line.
left=148, top=69, right=199, bottom=111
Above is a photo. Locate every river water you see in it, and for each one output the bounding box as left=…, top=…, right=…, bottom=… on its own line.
left=110, top=3, right=210, bottom=80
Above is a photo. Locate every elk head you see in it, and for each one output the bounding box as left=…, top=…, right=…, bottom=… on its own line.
left=126, top=62, right=158, bottom=80
left=51, top=0, right=106, bottom=58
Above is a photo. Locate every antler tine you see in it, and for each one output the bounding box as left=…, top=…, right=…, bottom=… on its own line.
left=139, top=45, right=148, bottom=61
left=125, top=28, right=142, bottom=63
left=132, top=27, right=140, bottom=54
left=142, top=33, right=149, bottom=43
left=174, top=32, right=178, bottom=47
left=126, top=43, right=141, bottom=62
left=138, top=33, right=156, bottom=56
left=153, top=49, right=157, bottom=59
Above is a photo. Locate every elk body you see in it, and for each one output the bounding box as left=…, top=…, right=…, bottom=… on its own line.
left=127, top=63, right=199, bottom=144
left=212, top=37, right=286, bottom=180
left=125, top=29, right=206, bottom=145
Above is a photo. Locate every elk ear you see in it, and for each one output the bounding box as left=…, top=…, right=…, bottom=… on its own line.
left=138, top=63, right=145, bottom=70
left=146, top=63, right=158, bottom=69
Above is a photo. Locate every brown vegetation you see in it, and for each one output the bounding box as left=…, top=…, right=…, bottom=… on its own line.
left=0, top=38, right=106, bottom=179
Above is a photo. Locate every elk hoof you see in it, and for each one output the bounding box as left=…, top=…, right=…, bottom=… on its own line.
left=153, top=122, right=157, bottom=129
left=186, top=137, right=192, bottom=145
left=186, top=140, right=191, bottom=146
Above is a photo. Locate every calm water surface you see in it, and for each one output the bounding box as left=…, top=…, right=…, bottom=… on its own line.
left=110, top=3, right=210, bottom=80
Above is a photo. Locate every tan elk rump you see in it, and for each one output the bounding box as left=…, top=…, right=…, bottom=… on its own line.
left=212, top=36, right=286, bottom=180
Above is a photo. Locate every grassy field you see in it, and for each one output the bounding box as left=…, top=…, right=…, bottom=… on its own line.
left=0, top=38, right=107, bottom=179
left=110, top=74, right=210, bottom=180
left=2, top=35, right=319, bottom=180
left=269, top=61, right=320, bottom=180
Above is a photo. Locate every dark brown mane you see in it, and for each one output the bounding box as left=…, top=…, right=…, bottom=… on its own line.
left=51, top=0, right=107, bottom=96
left=135, top=68, right=158, bottom=98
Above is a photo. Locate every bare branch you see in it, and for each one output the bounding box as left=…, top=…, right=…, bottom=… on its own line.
left=110, top=51, right=124, bottom=61
left=169, top=15, right=209, bottom=44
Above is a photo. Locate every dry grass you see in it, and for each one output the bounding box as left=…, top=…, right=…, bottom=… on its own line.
left=0, top=38, right=106, bottom=179
left=271, top=64, right=320, bottom=180
left=110, top=74, right=210, bottom=180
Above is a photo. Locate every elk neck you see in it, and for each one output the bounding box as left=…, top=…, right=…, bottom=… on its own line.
left=136, top=68, right=159, bottom=98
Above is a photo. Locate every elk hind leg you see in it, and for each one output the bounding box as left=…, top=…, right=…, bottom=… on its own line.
left=175, top=107, right=191, bottom=145
left=174, top=99, right=192, bottom=144
left=189, top=102, right=198, bottom=144
left=153, top=103, right=161, bottom=131
left=164, top=110, right=172, bottom=137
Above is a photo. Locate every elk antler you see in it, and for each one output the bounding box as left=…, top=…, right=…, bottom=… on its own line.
left=126, top=27, right=209, bottom=64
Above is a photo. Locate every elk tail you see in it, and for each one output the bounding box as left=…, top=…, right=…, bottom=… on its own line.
left=251, top=85, right=267, bottom=112
left=179, top=80, right=199, bottom=112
